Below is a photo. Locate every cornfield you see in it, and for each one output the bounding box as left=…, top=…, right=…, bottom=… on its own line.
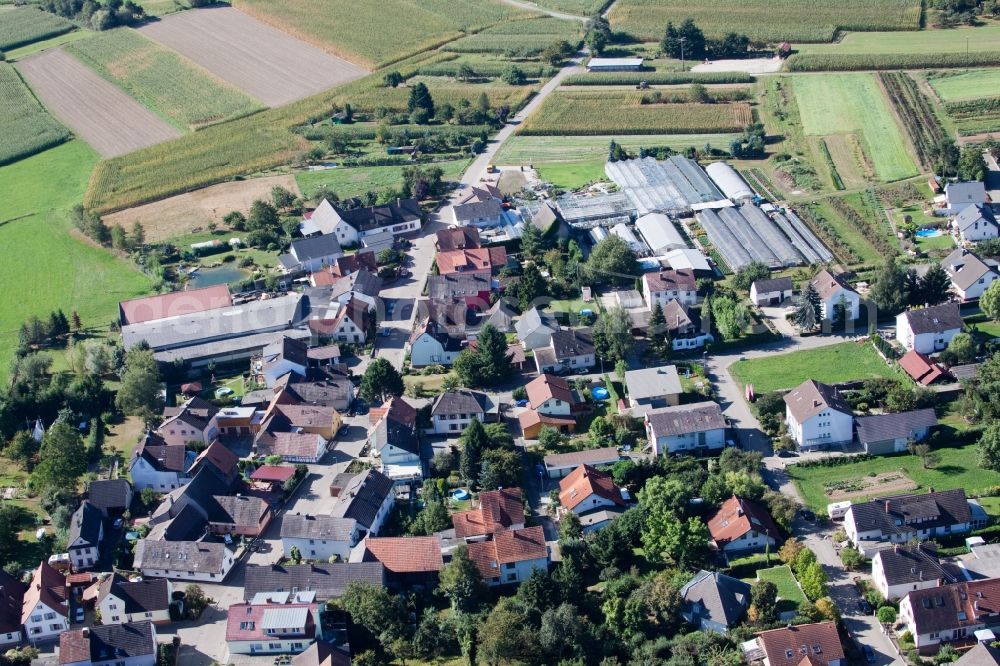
left=444, top=17, right=584, bottom=57
left=786, top=51, right=1000, bottom=72
left=0, top=6, right=75, bottom=51
left=520, top=90, right=752, bottom=135
left=607, top=0, right=921, bottom=42
left=0, top=63, right=70, bottom=165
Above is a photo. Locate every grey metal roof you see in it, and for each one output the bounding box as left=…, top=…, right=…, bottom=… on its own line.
left=625, top=366, right=682, bottom=401
left=122, top=293, right=304, bottom=351
left=901, top=303, right=962, bottom=335
left=280, top=514, right=357, bottom=542
left=646, top=402, right=726, bottom=437
left=680, top=569, right=751, bottom=628
left=855, top=408, right=937, bottom=444
left=243, top=563, right=386, bottom=601
left=261, top=606, right=310, bottom=629
left=153, top=328, right=310, bottom=364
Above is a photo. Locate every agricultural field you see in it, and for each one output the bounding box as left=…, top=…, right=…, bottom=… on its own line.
left=17, top=48, right=182, bottom=158
left=927, top=70, right=1000, bottom=137
left=877, top=72, right=946, bottom=171
left=66, top=28, right=264, bottom=131
left=233, top=0, right=531, bottom=68
left=0, top=5, right=75, bottom=51
left=295, top=158, right=469, bottom=201
left=520, top=90, right=752, bottom=135
left=607, top=0, right=921, bottom=42
left=792, top=74, right=918, bottom=182
left=0, top=62, right=70, bottom=165
left=329, top=78, right=538, bottom=114
left=2, top=29, right=91, bottom=61
left=796, top=24, right=1000, bottom=55
left=443, top=17, right=584, bottom=57
left=533, top=0, right=609, bottom=15
left=0, top=140, right=151, bottom=381
left=787, top=442, right=1000, bottom=513
left=729, top=341, right=902, bottom=393
left=135, top=0, right=190, bottom=16
left=138, top=6, right=366, bottom=107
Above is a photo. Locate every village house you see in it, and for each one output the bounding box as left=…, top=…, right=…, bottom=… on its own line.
left=435, top=246, right=507, bottom=278
left=514, top=307, right=559, bottom=351
left=944, top=181, right=987, bottom=214
left=746, top=621, right=845, bottom=666
left=280, top=514, right=359, bottom=563
left=624, top=366, right=682, bottom=415
left=428, top=390, right=490, bottom=436
left=300, top=198, right=421, bottom=244
left=271, top=372, right=354, bottom=413
left=86, top=479, right=133, bottom=518
left=953, top=203, right=999, bottom=244
left=327, top=269, right=382, bottom=311
left=783, top=380, right=854, bottom=451
left=871, top=544, right=958, bottom=602
left=426, top=274, right=492, bottom=309
left=329, top=470, right=396, bottom=537
left=68, top=501, right=104, bottom=571
left=453, top=488, right=525, bottom=542
left=208, top=495, right=273, bottom=538
left=518, top=374, right=583, bottom=439
left=855, top=409, right=937, bottom=455
left=188, top=440, right=241, bottom=487
left=21, top=562, right=69, bottom=644
left=435, top=226, right=482, bottom=252
left=644, top=402, right=728, bottom=456
left=642, top=269, right=698, bottom=309
left=254, top=400, right=339, bottom=464
left=128, top=432, right=193, bottom=492
left=96, top=575, right=171, bottom=625
left=256, top=336, right=309, bottom=388
left=679, top=570, right=751, bottom=634
left=543, top=447, right=621, bottom=479
left=0, top=571, right=25, bottom=649
left=449, top=184, right=504, bottom=228
left=661, top=299, right=711, bottom=350
left=844, top=489, right=977, bottom=558
left=534, top=328, right=596, bottom=374
left=407, top=318, right=465, bottom=367
left=898, top=578, right=1000, bottom=652
left=706, top=496, right=782, bottom=555
left=243, top=563, right=386, bottom=602
left=942, top=248, right=999, bottom=300
left=367, top=398, right=421, bottom=482
left=133, top=540, right=235, bottom=582
left=750, top=277, right=794, bottom=307
left=278, top=234, right=343, bottom=274
left=225, top=601, right=319, bottom=656
left=466, top=526, right=549, bottom=587
left=59, top=621, right=158, bottom=666
left=157, top=396, right=219, bottom=447
left=558, top=465, right=627, bottom=532
left=810, top=269, right=861, bottom=322
left=308, top=297, right=370, bottom=345
left=896, top=303, right=963, bottom=355
left=359, top=537, right=443, bottom=589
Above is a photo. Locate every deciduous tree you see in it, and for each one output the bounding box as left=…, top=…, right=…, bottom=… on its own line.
left=439, top=545, right=484, bottom=612
left=358, top=358, right=404, bottom=404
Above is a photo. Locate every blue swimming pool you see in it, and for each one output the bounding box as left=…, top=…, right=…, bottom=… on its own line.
left=915, top=228, right=943, bottom=238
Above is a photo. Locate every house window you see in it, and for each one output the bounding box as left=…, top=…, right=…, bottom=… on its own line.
left=30, top=615, right=41, bottom=623
left=51, top=624, right=62, bottom=631
left=44, top=613, right=55, bottom=620
left=506, top=573, right=517, bottom=582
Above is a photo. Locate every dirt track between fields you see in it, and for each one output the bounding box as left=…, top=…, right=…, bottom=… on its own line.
left=104, top=174, right=301, bottom=242
left=16, top=48, right=182, bottom=158
left=138, top=6, right=367, bottom=107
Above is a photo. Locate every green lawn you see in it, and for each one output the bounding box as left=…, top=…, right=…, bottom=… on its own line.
left=965, top=313, right=1000, bottom=339
left=792, top=74, right=918, bottom=182
left=788, top=442, right=1000, bottom=513
left=3, top=28, right=91, bottom=60
left=294, top=159, right=469, bottom=200
left=796, top=24, right=1000, bottom=55
left=729, top=341, right=902, bottom=393
left=755, top=565, right=807, bottom=616
left=928, top=69, right=1000, bottom=102
left=0, top=141, right=152, bottom=381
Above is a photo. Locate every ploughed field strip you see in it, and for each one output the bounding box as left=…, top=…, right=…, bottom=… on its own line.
left=16, top=48, right=181, bottom=159
left=138, top=6, right=367, bottom=107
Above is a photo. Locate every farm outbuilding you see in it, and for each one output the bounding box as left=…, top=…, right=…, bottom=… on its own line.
left=556, top=192, right=636, bottom=228
left=610, top=223, right=648, bottom=255
left=605, top=156, right=728, bottom=216
left=586, top=57, right=643, bottom=72
left=705, top=162, right=755, bottom=202
left=697, top=203, right=822, bottom=271
left=635, top=213, right=688, bottom=254
left=771, top=209, right=833, bottom=264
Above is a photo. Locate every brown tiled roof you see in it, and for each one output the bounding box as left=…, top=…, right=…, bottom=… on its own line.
left=0, top=570, right=26, bottom=635
left=645, top=402, right=727, bottom=437
left=757, top=621, right=844, bottom=666
left=292, top=640, right=352, bottom=666
left=783, top=380, right=851, bottom=423
left=134, top=434, right=187, bottom=473
left=191, top=440, right=238, bottom=478
left=558, top=465, right=625, bottom=512
left=810, top=269, right=854, bottom=301
left=453, top=488, right=523, bottom=538
left=368, top=396, right=417, bottom=427
left=899, top=350, right=945, bottom=386
left=436, top=247, right=507, bottom=276
left=119, top=285, right=231, bottom=325
left=436, top=227, right=482, bottom=251
left=525, top=373, right=573, bottom=409
left=59, top=621, right=157, bottom=665
left=905, top=578, right=1000, bottom=635
left=250, top=465, right=297, bottom=483
left=543, top=447, right=620, bottom=471
left=644, top=269, right=696, bottom=292
left=466, top=527, right=548, bottom=580
left=257, top=432, right=323, bottom=459
left=209, top=495, right=270, bottom=529
left=22, top=561, right=67, bottom=624
left=707, top=496, right=781, bottom=547
left=517, top=410, right=576, bottom=431
left=362, top=537, right=443, bottom=573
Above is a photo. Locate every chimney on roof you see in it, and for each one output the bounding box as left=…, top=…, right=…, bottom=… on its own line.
left=82, top=628, right=90, bottom=638
left=885, top=501, right=891, bottom=513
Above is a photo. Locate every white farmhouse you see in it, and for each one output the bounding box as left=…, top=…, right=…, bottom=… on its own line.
left=895, top=303, right=963, bottom=354
left=428, top=390, right=489, bottom=436
left=644, top=402, right=727, bottom=455
left=96, top=575, right=172, bottom=625
left=871, top=544, right=957, bottom=602
left=21, top=562, right=69, bottom=644
left=953, top=203, right=999, bottom=244
left=466, top=526, right=549, bottom=587
left=810, top=269, right=860, bottom=322
left=133, top=540, right=235, bottom=583
left=280, top=514, right=359, bottom=563
left=942, top=248, right=999, bottom=301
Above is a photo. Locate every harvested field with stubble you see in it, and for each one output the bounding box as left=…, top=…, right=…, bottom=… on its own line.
left=16, top=48, right=181, bottom=158
left=138, top=6, right=367, bottom=107
left=104, top=174, right=300, bottom=242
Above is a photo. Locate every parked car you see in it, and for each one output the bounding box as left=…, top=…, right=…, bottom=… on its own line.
left=74, top=607, right=84, bottom=624
left=112, top=518, right=124, bottom=530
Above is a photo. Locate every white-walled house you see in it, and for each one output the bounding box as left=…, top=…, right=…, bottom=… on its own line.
left=953, top=203, right=999, bottom=244
left=898, top=579, right=1000, bottom=651
left=750, top=277, right=794, bottom=307
left=128, top=433, right=193, bottom=493
left=644, top=402, right=727, bottom=455
left=407, top=319, right=464, bottom=367
left=59, top=621, right=157, bottom=666
left=895, top=304, right=962, bottom=354
left=642, top=269, right=698, bottom=309
left=871, top=545, right=957, bottom=602
left=525, top=374, right=577, bottom=416
left=67, top=501, right=104, bottom=571
left=942, top=248, right=999, bottom=301
left=706, top=496, right=782, bottom=555
left=330, top=470, right=395, bottom=536
left=466, top=526, right=549, bottom=587
left=97, top=575, right=172, bottom=625
left=533, top=329, right=596, bottom=374
left=280, top=514, right=359, bottom=563
left=300, top=198, right=421, bottom=245
left=157, top=397, right=219, bottom=447
left=225, top=602, right=318, bottom=656
left=21, top=562, right=69, bottom=645
left=844, top=489, right=975, bottom=558
left=783, top=380, right=854, bottom=451
left=133, top=540, right=235, bottom=583
left=428, top=390, right=489, bottom=435
left=810, top=270, right=861, bottom=322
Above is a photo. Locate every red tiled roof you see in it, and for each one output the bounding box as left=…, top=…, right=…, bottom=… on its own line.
left=525, top=373, right=573, bottom=409
left=466, top=527, right=548, bottom=580
left=363, top=537, right=443, bottom=573
left=225, top=603, right=316, bottom=642
left=192, top=440, right=238, bottom=477
left=22, top=562, right=67, bottom=625
left=517, top=410, right=576, bottom=431
left=757, top=621, right=844, bottom=666
left=250, top=465, right=297, bottom=483
left=558, top=465, right=625, bottom=512
left=436, top=247, right=507, bottom=276
left=899, top=350, right=945, bottom=386
left=119, top=284, right=231, bottom=325
left=368, top=396, right=417, bottom=427
left=58, top=629, right=90, bottom=665
left=707, top=496, right=781, bottom=547
left=453, top=488, right=523, bottom=538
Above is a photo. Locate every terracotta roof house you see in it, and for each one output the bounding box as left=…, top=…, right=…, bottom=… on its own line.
left=642, top=269, right=698, bottom=310
left=307, top=296, right=370, bottom=345
left=453, top=488, right=525, bottom=541
left=899, top=350, right=946, bottom=386
left=518, top=409, right=578, bottom=440
left=118, top=285, right=231, bottom=326
left=810, top=269, right=861, bottom=322
left=899, top=578, right=1000, bottom=651
left=543, top=447, right=621, bottom=479
left=225, top=602, right=318, bottom=655
left=255, top=401, right=339, bottom=463
left=436, top=226, right=482, bottom=251
left=466, top=526, right=549, bottom=587
left=96, top=575, right=171, bottom=625
left=280, top=513, right=359, bottom=563
left=871, top=544, right=958, bottom=602
left=328, top=250, right=378, bottom=279
left=59, top=621, right=157, bottom=666
left=22, top=562, right=68, bottom=644
left=525, top=373, right=577, bottom=413
left=330, top=470, right=395, bottom=536
left=292, top=640, right=352, bottom=666
left=534, top=328, right=596, bottom=374
left=243, top=563, right=385, bottom=602
left=436, top=247, right=507, bottom=278
left=188, top=440, right=240, bottom=486
left=707, top=496, right=782, bottom=555
left=896, top=303, right=963, bottom=355
left=644, top=402, right=728, bottom=455
left=752, top=621, right=845, bottom=666
left=855, top=408, right=937, bottom=455
left=783, top=380, right=854, bottom=450
left=941, top=248, right=998, bottom=301
left=429, top=390, right=491, bottom=436
left=361, top=536, right=443, bottom=587
left=680, top=569, right=751, bottom=634
left=558, top=465, right=626, bottom=523
left=0, top=570, right=26, bottom=648
left=367, top=397, right=421, bottom=481
left=86, top=479, right=133, bottom=518
left=845, top=489, right=978, bottom=558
